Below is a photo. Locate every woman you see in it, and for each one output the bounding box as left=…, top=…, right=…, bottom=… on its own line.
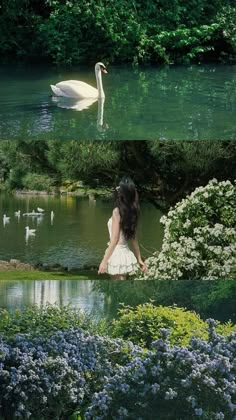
left=98, top=176, right=147, bottom=280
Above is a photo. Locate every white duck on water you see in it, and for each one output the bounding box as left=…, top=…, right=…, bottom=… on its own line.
left=3, top=214, right=10, bottom=225
left=50, top=62, right=108, bottom=99
left=25, top=226, right=36, bottom=235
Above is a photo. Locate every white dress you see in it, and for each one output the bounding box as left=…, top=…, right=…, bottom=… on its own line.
left=106, top=216, right=138, bottom=275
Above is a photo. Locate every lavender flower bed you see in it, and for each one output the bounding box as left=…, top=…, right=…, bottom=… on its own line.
left=0, top=321, right=235, bottom=419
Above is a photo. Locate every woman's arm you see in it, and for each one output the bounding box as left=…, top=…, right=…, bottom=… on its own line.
left=130, top=237, right=148, bottom=273
left=98, top=208, right=120, bottom=274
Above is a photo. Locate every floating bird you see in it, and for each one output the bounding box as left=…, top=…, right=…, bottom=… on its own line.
left=50, top=62, right=108, bottom=99
left=37, top=207, right=44, bottom=213
left=23, top=211, right=43, bottom=216
left=25, top=226, right=36, bottom=235
left=3, top=214, right=10, bottom=226
left=15, top=210, right=21, bottom=217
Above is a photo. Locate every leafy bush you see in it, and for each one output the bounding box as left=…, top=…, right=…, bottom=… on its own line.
left=112, top=303, right=236, bottom=348
left=22, top=172, right=55, bottom=191
left=0, top=328, right=138, bottom=419
left=216, top=6, right=236, bottom=62
left=0, top=316, right=236, bottom=419
left=1, top=0, right=236, bottom=64
left=85, top=321, right=236, bottom=419
left=141, top=179, right=236, bottom=280
left=0, top=304, right=107, bottom=339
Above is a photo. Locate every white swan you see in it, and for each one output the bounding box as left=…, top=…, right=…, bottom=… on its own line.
left=50, top=62, right=108, bottom=99
left=37, top=207, right=44, bottom=213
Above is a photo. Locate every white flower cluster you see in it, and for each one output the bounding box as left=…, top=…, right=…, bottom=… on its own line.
left=141, top=179, right=236, bottom=280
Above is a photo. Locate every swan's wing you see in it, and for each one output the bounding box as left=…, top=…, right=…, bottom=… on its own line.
left=54, top=80, right=98, bottom=98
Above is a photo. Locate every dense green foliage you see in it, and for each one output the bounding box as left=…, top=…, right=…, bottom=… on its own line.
left=0, top=1, right=236, bottom=64
left=0, top=140, right=235, bottom=208
left=0, top=304, right=107, bottom=339
left=0, top=302, right=235, bottom=348
left=112, top=303, right=236, bottom=348
left=93, top=279, right=236, bottom=323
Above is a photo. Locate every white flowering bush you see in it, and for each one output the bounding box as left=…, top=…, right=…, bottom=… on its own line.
left=141, top=179, right=236, bottom=280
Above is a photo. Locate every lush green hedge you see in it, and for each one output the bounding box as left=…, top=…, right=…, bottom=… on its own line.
left=112, top=303, right=236, bottom=348
left=0, top=304, right=107, bottom=339
left=0, top=0, right=236, bottom=64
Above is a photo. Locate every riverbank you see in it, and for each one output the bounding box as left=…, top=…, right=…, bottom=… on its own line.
left=0, top=182, right=112, bottom=200
left=0, top=260, right=105, bottom=280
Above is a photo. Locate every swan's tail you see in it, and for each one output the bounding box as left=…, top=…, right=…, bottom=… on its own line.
left=50, top=84, right=62, bottom=96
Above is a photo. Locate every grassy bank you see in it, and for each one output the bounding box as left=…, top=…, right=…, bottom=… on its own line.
left=0, top=270, right=107, bottom=280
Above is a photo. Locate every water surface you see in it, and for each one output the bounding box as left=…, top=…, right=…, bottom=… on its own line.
left=0, top=279, right=235, bottom=323
left=0, top=64, right=235, bottom=140
left=0, top=192, right=163, bottom=268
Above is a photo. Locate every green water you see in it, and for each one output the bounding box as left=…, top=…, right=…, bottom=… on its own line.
left=0, top=64, right=235, bottom=140
left=0, top=279, right=235, bottom=323
left=0, top=192, right=163, bottom=268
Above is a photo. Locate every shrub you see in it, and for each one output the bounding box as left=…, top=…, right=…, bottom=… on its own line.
left=112, top=304, right=207, bottom=348
left=0, top=304, right=107, bottom=339
left=22, top=173, right=54, bottom=191
left=141, top=179, right=236, bottom=280
left=112, top=303, right=236, bottom=348
left=85, top=321, right=236, bottom=419
left=1, top=319, right=236, bottom=419
left=0, top=328, right=139, bottom=419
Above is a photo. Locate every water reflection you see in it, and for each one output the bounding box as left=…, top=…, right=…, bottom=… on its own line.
left=52, top=96, right=108, bottom=130
left=0, top=279, right=235, bottom=323
left=0, top=64, right=235, bottom=140
left=0, top=193, right=163, bottom=268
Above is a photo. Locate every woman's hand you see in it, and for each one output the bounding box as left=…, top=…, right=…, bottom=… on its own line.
left=98, top=260, right=107, bottom=274
left=138, top=259, right=148, bottom=273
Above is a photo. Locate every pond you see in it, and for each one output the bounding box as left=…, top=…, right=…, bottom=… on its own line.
left=0, top=279, right=235, bottom=323
left=0, top=63, right=235, bottom=141
left=0, top=192, right=163, bottom=269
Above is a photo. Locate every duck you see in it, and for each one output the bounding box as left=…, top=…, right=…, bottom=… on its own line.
left=50, top=62, right=108, bottom=99
left=3, top=214, right=10, bottom=222
left=25, top=226, right=36, bottom=235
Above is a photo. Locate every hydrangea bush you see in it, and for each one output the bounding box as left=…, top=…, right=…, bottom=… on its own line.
left=141, top=179, right=236, bottom=280
left=85, top=321, right=236, bottom=419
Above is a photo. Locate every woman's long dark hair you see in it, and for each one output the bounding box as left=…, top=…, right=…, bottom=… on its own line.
left=114, top=176, right=139, bottom=240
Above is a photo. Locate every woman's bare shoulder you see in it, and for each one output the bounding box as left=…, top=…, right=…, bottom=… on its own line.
left=112, top=207, right=120, bottom=218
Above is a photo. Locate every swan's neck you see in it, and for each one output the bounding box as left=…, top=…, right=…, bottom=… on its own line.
left=96, top=69, right=105, bottom=98
left=97, top=98, right=105, bottom=126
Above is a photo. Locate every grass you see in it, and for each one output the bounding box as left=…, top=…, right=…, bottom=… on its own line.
left=0, top=270, right=109, bottom=280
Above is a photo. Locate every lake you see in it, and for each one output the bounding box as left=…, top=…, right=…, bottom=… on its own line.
left=0, top=279, right=235, bottom=323
left=0, top=63, right=235, bottom=140
left=0, top=192, right=163, bottom=269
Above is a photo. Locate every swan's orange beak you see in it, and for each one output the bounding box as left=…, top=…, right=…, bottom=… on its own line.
left=102, top=68, right=108, bottom=74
